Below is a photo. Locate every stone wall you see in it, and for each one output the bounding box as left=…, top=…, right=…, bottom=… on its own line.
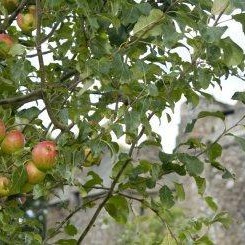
left=177, top=99, right=245, bottom=244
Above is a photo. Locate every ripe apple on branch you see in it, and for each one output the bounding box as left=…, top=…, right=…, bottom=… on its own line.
left=17, top=5, right=36, bottom=33
left=0, top=119, right=58, bottom=197
left=0, top=33, right=15, bottom=58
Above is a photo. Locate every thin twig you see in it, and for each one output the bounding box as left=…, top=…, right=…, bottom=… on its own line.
left=196, top=114, right=245, bottom=158
left=213, top=2, right=230, bottom=26
left=43, top=192, right=107, bottom=243
left=118, top=192, right=179, bottom=244
left=41, top=21, right=61, bottom=43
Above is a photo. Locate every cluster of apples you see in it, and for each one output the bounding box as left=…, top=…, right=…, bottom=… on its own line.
left=0, top=1, right=36, bottom=58
left=0, top=119, right=58, bottom=197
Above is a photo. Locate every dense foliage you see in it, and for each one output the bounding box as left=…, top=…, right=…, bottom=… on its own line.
left=0, top=0, right=245, bottom=244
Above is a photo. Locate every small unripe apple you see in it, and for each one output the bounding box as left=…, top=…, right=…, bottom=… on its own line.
left=83, top=147, right=102, bottom=167
left=0, top=120, right=6, bottom=142
left=2, top=0, right=19, bottom=13
left=0, top=33, right=14, bottom=58
left=0, top=176, right=10, bottom=197
left=1, top=130, right=25, bottom=154
left=25, top=161, right=45, bottom=184
left=17, top=5, right=36, bottom=33
left=32, top=141, right=58, bottom=171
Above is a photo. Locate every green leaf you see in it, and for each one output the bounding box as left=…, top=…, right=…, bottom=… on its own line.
left=233, top=13, right=245, bottom=33
left=185, top=119, right=197, bottom=133
left=207, top=142, right=222, bottom=161
left=10, top=166, right=27, bottom=195
left=84, top=171, right=103, bottom=189
left=159, top=152, right=174, bottom=163
left=162, top=233, right=177, bottom=245
left=232, top=91, right=245, bottom=103
left=194, top=176, right=206, bottom=196
left=212, top=0, right=230, bottom=14
left=200, top=26, right=227, bottom=43
left=110, top=124, right=124, bottom=138
left=174, top=182, right=185, bottom=201
left=105, top=195, right=129, bottom=224
left=9, top=44, right=26, bottom=56
left=33, top=184, right=45, bottom=200
left=220, top=37, right=243, bottom=66
left=77, top=80, right=94, bottom=97
left=233, top=0, right=245, bottom=11
left=17, top=107, right=40, bottom=120
left=197, top=68, right=212, bottom=89
left=194, top=235, right=214, bottom=245
left=227, top=134, right=245, bottom=151
left=198, top=111, right=225, bottom=121
left=160, top=152, right=186, bottom=176
left=64, top=223, right=78, bottom=237
left=45, top=0, right=65, bottom=9
left=222, top=169, right=235, bottom=179
left=234, top=135, right=245, bottom=151
left=159, top=185, right=175, bottom=209
left=125, top=110, right=141, bottom=135
left=205, top=196, right=218, bottom=212
left=56, top=239, right=77, bottom=245
left=206, top=44, right=222, bottom=62
left=112, top=53, right=132, bottom=83
left=132, top=9, right=164, bottom=38
left=211, top=212, right=232, bottom=229
left=148, top=83, right=158, bottom=97
left=178, top=154, right=204, bottom=176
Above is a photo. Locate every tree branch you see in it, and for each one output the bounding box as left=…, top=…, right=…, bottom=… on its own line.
left=0, top=89, right=43, bottom=107
left=41, top=21, right=61, bottom=43
left=43, top=191, right=107, bottom=242
left=35, top=0, right=72, bottom=132
left=118, top=192, right=179, bottom=244
left=76, top=112, right=154, bottom=244
left=213, top=2, right=230, bottom=26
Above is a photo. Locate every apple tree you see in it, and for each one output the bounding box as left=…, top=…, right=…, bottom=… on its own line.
left=0, top=0, right=245, bottom=244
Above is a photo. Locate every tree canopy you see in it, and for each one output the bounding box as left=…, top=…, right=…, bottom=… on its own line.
left=0, top=0, right=245, bottom=244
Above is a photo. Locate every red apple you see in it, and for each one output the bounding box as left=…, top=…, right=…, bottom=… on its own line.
left=17, top=5, right=36, bottom=33
left=0, top=176, right=10, bottom=197
left=1, top=130, right=25, bottom=154
left=32, top=141, right=58, bottom=171
left=0, top=120, right=6, bottom=142
left=2, top=0, right=19, bottom=13
left=25, top=161, right=45, bottom=184
left=0, top=33, right=14, bottom=58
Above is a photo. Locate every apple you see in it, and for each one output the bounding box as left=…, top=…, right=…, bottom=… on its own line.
left=1, top=130, right=25, bottom=154
left=83, top=147, right=102, bottom=167
left=32, top=141, right=58, bottom=171
left=0, top=120, right=6, bottom=141
left=2, top=0, right=19, bottom=13
left=25, top=161, right=45, bottom=184
left=0, top=176, right=10, bottom=197
left=17, top=5, right=36, bottom=33
left=0, top=33, right=14, bottom=58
